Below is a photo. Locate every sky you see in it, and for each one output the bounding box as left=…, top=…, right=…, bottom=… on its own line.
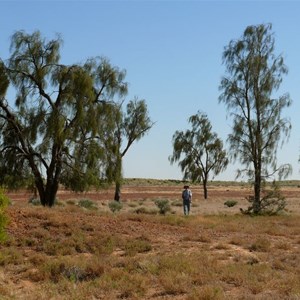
left=0, top=0, right=299, bottom=181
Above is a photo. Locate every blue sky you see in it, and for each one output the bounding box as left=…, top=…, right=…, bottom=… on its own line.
left=1, top=1, right=299, bottom=181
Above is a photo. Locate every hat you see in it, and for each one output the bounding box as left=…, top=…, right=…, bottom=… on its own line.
left=183, top=185, right=189, bottom=189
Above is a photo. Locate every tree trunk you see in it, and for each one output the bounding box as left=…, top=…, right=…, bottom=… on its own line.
left=42, top=148, right=62, bottom=207
left=33, top=152, right=61, bottom=207
left=114, top=181, right=121, bottom=201
left=202, top=176, right=208, bottom=199
left=35, top=178, right=46, bottom=206
left=253, top=169, right=261, bottom=214
left=114, top=155, right=122, bottom=202
left=36, top=178, right=59, bottom=207
left=45, top=179, right=59, bottom=207
left=203, top=185, right=208, bottom=199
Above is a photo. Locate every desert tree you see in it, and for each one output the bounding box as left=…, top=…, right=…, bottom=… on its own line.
left=60, top=57, right=129, bottom=193
left=219, top=24, right=292, bottom=214
left=77, top=57, right=153, bottom=200
left=169, top=111, right=228, bottom=199
left=0, top=31, right=107, bottom=206
left=0, top=31, right=144, bottom=207
left=102, top=98, right=154, bottom=201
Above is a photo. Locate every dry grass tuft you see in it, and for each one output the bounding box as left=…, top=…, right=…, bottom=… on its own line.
left=2, top=183, right=300, bottom=299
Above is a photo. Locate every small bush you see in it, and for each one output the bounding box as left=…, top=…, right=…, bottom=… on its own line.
left=241, top=182, right=286, bottom=215
left=77, top=199, right=97, bottom=210
left=154, top=199, right=171, bottom=215
left=224, top=200, right=238, bottom=207
left=28, top=197, right=41, bottom=206
left=108, top=200, right=123, bottom=213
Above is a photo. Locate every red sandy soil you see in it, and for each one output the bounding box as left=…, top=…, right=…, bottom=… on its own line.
left=6, top=184, right=300, bottom=214
left=1, top=184, right=300, bottom=299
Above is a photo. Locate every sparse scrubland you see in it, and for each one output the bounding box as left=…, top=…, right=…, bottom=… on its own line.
left=0, top=181, right=299, bottom=299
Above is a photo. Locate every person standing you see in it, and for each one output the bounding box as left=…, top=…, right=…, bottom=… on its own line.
left=182, top=185, right=192, bottom=215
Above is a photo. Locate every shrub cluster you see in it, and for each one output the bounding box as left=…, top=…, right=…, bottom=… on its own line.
left=241, top=183, right=286, bottom=215
left=154, top=199, right=171, bottom=215
left=77, top=199, right=98, bottom=210
left=224, top=200, right=238, bottom=207
left=108, top=200, right=123, bottom=213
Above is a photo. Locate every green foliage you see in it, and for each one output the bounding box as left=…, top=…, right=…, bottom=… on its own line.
left=260, top=190, right=286, bottom=216
left=219, top=23, right=292, bottom=214
left=108, top=200, right=123, bottom=213
left=77, top=199, right=97, bottom=210
left=104, top=98, right=154, bottom=201
left=169, top=111, right=228, bottom=199
left=0, top=30, right=152, bottom=207
left=154, top=199, right=171, bottom=215
left=241, top=182, right=286, bottom=215
left=0, top=187, right=9, bottom=243
left=224, top=200, right=238, bottom=207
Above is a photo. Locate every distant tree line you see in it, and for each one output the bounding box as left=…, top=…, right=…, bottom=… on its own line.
left=0, top=31, right=153, bottom=206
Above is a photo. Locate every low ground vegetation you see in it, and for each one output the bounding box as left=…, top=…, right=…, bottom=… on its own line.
left=1, top=181, right=299, bottom=299
left=0, top=187, right=9, bottom=242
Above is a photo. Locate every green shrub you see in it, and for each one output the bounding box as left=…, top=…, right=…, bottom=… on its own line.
left=224, top=200, right=238, bottom=207
left=77, top=199, right=97, bottom=210
left=108, top=200, right=123, bottom=213
left=28, top=197, right=41, bottom=206
left=0, top=188, right=9, bottom=243
left=241, top=183, right=287, bottom=215
left=154, top=199, right=171, bottom=215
